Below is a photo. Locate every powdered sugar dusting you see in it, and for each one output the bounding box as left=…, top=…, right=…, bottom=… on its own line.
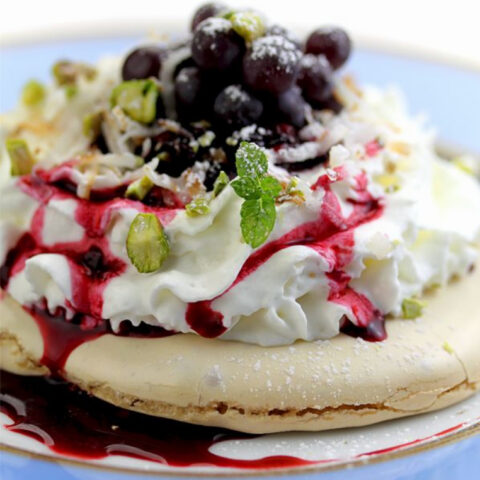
left=250, top=35, right=301, bottom=71
left=197, top=17, right=231, bottom=37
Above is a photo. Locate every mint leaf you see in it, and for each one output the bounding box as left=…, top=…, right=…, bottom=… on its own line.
left=232, top=141, right=283, bottom=248
left=235, top=141, right=268, bottom=178
left=240, top=196, right=276, bottom=248
left=231, top=176, right=261, bottom=199
left=259, top=176, right=282, bottom=197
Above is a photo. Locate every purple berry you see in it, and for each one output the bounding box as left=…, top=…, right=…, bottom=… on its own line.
left=305, top=27, right=352, bottom=70
left=297, top=54, right=334, bottom=104
left=121, top=46, right=165, bottom=81
left=214, top=85, right=263, bottom=129
left=243, top=35, right=301, bottom=94
left=175, top=67, right=203, bottom=108
left=191, top=2, right=226, bottom=32
left=192, top=17, right=244, bottom=71
left=265, top=25, right=301, bottom=49
left=275, top=86, right=307, bottom=128
left=81, top=246, right=105, bottom=278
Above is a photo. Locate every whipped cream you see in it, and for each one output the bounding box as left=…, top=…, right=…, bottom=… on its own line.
left=1, top=61, right=479, bottom=346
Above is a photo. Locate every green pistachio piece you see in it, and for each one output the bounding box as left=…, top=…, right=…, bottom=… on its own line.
left=284, top=176, right=305, bottom=201
left=52, top=60, right=97, bottom=86
left=213, top=171, right=229, bottom=197
left=126, top=213, right=169, bottom=273
left=230, top=11, right=265, bottom=43
left=64, top=84, right=78, bottom=100
left=453, top=156, right=475, bottom=176
left=125, top=176, right=154, bottom=201
left=110, top=79, right=159, bottom=124
left=197, top=131, right=216, bottom=148
left=186, top=197, right=210, bottom=217
left=221, top=10, right=236, bottom=20
left=226, top=136, right=238, bottom=146
left=6, top=138, right=35, bottom=176
left=401, top=297, right=426, bottom=319
left=442, top=341, right=454, bottom=355
left=22, top=80, right=46, bottom=107
left=82, top=112, right=103, bottom=139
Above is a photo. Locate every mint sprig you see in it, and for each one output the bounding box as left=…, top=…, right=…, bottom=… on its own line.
left=231, top=142, right=281, bottom=248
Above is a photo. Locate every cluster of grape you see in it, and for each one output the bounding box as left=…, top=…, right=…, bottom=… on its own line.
left=121, top=2, right=351, bottom=133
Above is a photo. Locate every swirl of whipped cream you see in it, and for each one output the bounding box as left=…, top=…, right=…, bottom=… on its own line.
left=1, top=70, right=479, bottom=346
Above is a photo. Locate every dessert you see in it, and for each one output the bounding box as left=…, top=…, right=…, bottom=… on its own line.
left=1, top=3, right=480, bottom=437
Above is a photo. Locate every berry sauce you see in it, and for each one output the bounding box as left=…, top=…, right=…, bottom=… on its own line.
left=0, top=370, right=313, bottom=469
left=2, top=163, right=385, bottom=379
left=187, top=167, right=386, bottom=341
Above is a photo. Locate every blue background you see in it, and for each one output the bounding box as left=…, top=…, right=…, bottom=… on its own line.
left=1, top=36, right=479, bottom=479
left=1, top=36, right=479, bottom=151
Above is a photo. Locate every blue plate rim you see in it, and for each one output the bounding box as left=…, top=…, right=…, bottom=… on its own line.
left=1, top=418, right=479, bottom=477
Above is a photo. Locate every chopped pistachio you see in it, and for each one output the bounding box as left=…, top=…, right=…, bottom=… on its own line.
left=213, top=171, right=229, bottom=197
left=186, top=197, right=210, bottom=217
left=110, top=79, right=159, bottom=124
left=6, top=138, right=35, bottom=176
left=226, top=136, right=238, bottom=146
left=453, top=156, right=475, bottom=176
left=376, top=174, right=400, bottom=192
left=442, top=341, right=455, bottom=355
left=277, top=177, right=306, bottom=205
left=52, top=60, right=97, bottom=86
left=230, top=11, right=266, bottom=43
left=126, top=213, right=169, bottom=273
left=221, top=10, right=236, bottom=20
left=22, top=80, right=46, bottom=107
left=197, top=130, right=216, bottom=148
left=157, top=152, right=170, bottom=162
left=125, top=176, right=154, bottom=201
left=189, top=139, right=200, bottom=153
left=285, top=177, right=304, bottom=198
left=64, top=84, right=78, bottom=100
left=82, top=112, right=103, bottom=139
left=401, top=297, right=426, bottom=319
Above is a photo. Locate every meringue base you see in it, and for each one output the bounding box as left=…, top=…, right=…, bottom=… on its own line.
left=1, top=265, right=480, bottom=434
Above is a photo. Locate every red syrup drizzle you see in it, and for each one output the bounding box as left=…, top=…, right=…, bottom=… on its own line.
left=187, top=168, right=386, bottom=341
left=1, top=171, right=179, bottom=374
left=0, top=370, right=313, bottom=469
left=2, top=163, right=386, bottom=378
left=25, top=304, right=175, bottom=377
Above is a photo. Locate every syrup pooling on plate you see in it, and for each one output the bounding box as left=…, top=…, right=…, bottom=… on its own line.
left=0, top=370, right=313, bottom=469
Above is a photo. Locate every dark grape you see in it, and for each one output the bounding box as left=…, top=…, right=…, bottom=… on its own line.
left=81, top=246, right=105, bottom=278
left=192, top=17, right=244, bottom=71
left=191, top=2, right=227, bottom=32
left=213, top=85, right=263, bottom=129
left=121, top=46, right=165, bottom=81
left=153, top=130, right=197, bottom=177
left=297, top=54, right=334, bottom=104
left=265, top=25, right=301, bottom=49
left=156, top=94, right=166, bottom=119
left=319, top=96, right=343, bottom=113
left=305, top=27, right=352, bottom=70
left=243, top=35, right=301, bottom=94
left=275, top=86, right=307, bottom=128
left=175, top=67, right=203, bottom=109
left=173, top=56, right=196, bottom=78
